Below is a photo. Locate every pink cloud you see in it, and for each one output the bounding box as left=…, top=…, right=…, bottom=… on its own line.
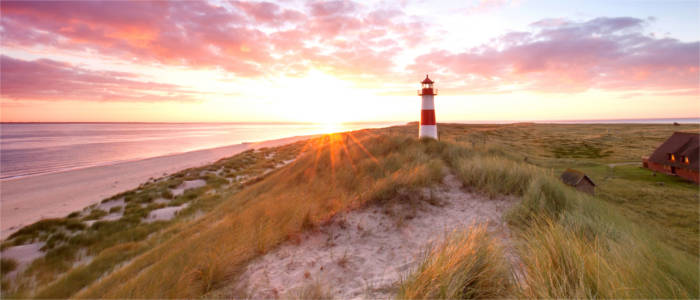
left=1, top=1, right=696, bottom=99
left=308, top=0, right=358, bottom=17
left=0, top=55, right=197, bottom=102
left=0, top=0, right=417, bottom=80
left=412, top=17, right=699, bottom=93
left=1, top=1, right=271, bottom=76
left=232, top=1, right=304, bottom=25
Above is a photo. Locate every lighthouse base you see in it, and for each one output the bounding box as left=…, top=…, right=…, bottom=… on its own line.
left=419, top=125, right=438, bottom=140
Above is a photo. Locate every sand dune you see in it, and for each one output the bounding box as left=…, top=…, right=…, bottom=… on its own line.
left=227, top=173, right=518, bottom=299
left=0, top=135, right=317, bottom=240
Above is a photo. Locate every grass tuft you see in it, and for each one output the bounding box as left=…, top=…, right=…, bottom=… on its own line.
left=287, top=281, right=334, bottom=300
left=453, top=154, right=540, bottom=198
left=398, top=225, right=513, bottom=299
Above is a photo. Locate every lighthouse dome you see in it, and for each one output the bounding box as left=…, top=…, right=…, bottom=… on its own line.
left=421, top=74, right=434, bottom=84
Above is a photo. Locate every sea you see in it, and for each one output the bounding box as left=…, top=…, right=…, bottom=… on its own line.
left=1, top=118, right=697, bottom=180
left=0, top=122, right=400, bottom=180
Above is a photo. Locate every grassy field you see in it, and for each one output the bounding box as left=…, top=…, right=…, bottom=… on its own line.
left=1, top=122, right=697, bottom=298
left=436, top=123, right=699, bottom=257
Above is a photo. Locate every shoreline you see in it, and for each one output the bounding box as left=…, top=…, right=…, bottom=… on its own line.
left=0, top=134, right=318, bottom=240
left=1, top=140, right=280, bottom=181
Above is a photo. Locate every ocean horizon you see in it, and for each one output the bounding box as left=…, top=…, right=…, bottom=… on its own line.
left=1, top=118, right=697, bottom=180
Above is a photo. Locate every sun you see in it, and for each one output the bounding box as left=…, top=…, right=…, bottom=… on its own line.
left=317, top=121, right=345, bottom=134
left=267, top=69, right=369, bottom=124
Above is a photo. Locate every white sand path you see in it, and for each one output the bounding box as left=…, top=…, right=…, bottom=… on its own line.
left=228, top=173, right=517, bottom=299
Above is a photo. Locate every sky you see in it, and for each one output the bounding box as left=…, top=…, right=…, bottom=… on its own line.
left=1, top=0, right=699, bottom=123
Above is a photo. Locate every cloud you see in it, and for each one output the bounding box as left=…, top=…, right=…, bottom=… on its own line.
left=0, top=0, right=423, bottom=80
left=308, top=0, right=358, bottom=17
left=411, top=17, right=699, bottom=93
left=1, top=1, right=697, bottom=98
left=466, top=0, right=516, bottom=14
left=232, top=1, right=304, bottom=26
left=0, top=55, right=197, bottom=102
left=0, top=1, right=273, bottom=76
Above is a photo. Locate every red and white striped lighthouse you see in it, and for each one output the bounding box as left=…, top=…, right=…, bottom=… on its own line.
left=418, top=74, right=438, bottom=139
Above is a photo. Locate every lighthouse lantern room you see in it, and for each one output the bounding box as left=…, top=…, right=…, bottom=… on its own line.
left=418, top=74, right=438, bottom=140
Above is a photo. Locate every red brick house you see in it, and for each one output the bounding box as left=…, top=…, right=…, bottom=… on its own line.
left=643, top=132, right=699, bottom=183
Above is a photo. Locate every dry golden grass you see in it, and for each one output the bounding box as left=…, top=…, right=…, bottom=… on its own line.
left=76, top=131, right=445, bottom=298
left=397, top=224, right=513, bottom=299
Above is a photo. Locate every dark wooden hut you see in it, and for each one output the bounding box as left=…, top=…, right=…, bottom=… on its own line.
left=642, top=132, right=699, bottom=183
left=560, top=169, right=596, bottom=195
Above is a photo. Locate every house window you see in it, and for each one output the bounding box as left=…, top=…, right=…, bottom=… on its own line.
left=669, top=153, right=676, bottom=162
left=684, top=156, right=690, bottom=164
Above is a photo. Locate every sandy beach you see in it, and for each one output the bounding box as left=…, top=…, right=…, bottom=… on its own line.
left=0, top=134, right=315, bottom=240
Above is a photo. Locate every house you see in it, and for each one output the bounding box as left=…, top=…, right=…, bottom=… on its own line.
left=642, top=132, right=699, bottom=183
left=560, top=169, right=596, bottom=195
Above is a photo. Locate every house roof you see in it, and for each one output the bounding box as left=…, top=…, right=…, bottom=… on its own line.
left=561, top=168, right=596, bottom=186
left=648, top=132, right=699, bottom=172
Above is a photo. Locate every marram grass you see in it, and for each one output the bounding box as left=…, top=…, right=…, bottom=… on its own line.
left=397, top=225, right=513, bottom=299
left=2, top=124, right=698, bottom=299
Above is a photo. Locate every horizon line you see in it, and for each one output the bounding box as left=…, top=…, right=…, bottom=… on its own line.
left=1, top=117, right=699, bottom=125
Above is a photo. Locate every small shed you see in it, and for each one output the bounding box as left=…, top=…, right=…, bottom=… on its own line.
left=560, top=169, right=596, bottom=195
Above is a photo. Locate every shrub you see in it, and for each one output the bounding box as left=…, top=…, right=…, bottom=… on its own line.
left=83, top=209, right=108, bottom=221
left=161, top=189, right=174, bottom=199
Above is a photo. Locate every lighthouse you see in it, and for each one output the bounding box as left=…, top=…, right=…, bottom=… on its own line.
left=418, top=74, right=438, bottom=140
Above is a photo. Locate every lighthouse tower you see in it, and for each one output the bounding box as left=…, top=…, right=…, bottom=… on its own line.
left=418, top=74, right=438, bottom=139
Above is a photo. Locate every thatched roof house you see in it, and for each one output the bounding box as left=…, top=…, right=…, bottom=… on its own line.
left=643, top=132, right=699, bottom=183
left=560, top=169, right=596, bottom=195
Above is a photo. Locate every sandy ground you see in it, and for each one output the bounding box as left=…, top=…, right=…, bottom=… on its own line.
left=145, top=204, right=189, bottom=223
left=1, top=135, right=317, bottom=240
left=171, top=179, right=207, bottom=197
left=1, top=242, right=45, bottom=279
left=229, top=173, right=517, bottom=299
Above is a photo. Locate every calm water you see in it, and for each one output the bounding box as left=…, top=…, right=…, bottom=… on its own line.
left=0, top=122, right=398, bottom=179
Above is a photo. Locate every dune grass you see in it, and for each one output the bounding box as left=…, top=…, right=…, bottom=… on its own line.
left=397, top=225, right=513, bottom=299
left=445, top=145, right=698, bottom=298
left=515, top=218, right=697, bottom=298
left=78, top=125, right=696, bottom=299
left=2, top=123, right=697, bottom=298
left=75, top=132, right=445, bottom=298
left=286, top=281, right=334, bottom=300
left=0, top=138, right=306, bottom=297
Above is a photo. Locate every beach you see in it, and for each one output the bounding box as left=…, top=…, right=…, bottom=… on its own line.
left=0, top=134, right=315, bottom=240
